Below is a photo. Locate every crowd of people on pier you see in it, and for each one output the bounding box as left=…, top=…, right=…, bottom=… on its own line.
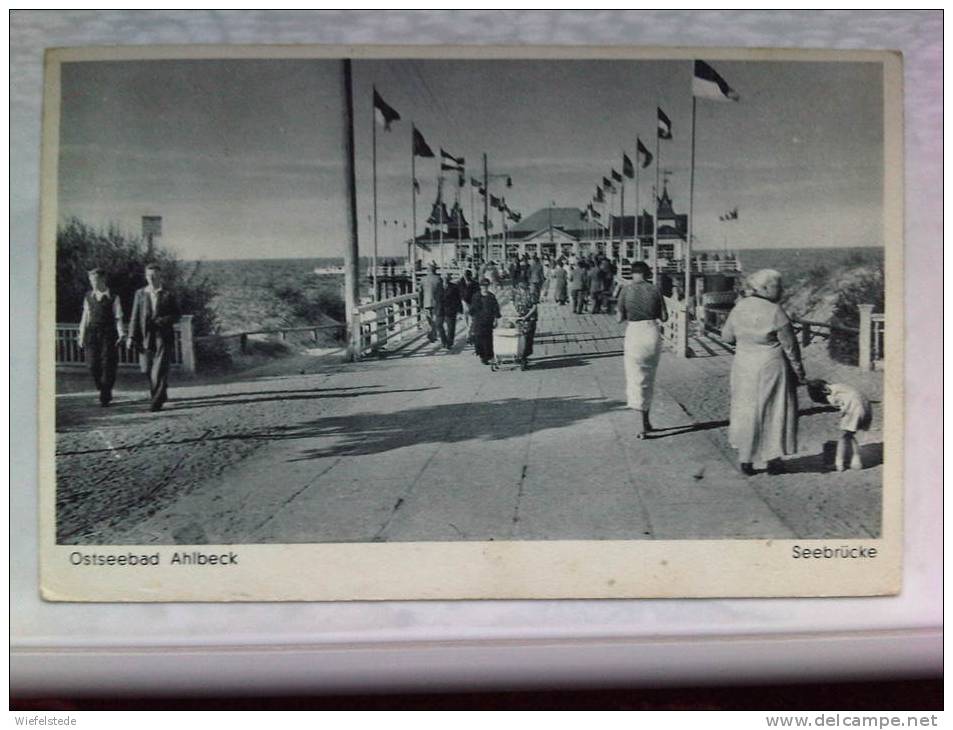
left=417, top=257, right=873, bottom=476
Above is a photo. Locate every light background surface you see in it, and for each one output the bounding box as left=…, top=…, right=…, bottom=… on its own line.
left=11, top=10, right=941, bottom=693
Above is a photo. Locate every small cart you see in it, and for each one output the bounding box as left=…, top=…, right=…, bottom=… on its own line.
left=491, top=318, right=529, bottom=371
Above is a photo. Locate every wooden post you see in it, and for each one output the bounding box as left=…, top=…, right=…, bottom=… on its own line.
left=676, top=305, right=689, bottom=358
left=858, top=303, right=874, bottom=370
left=350, top=310, right=363, bottom=358
left=341, top=60, right=361, bottom=362
left=178, top=315, right=196, bottom=373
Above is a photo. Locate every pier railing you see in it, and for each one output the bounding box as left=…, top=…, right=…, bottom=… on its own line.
left=55, top=315, right=195, bottom=373
left=698, top=299, right=883, bottom=371
left=657, top=257, right=742, bottom=274
left=350, top=292, right=422, bottom=359
left=195, top=321, right=346, bottom=355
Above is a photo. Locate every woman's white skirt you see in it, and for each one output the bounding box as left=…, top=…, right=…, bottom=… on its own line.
left=623, top=320, right=662, bottom=411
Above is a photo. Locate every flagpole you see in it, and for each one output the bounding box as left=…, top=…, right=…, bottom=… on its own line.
left=340, top=60, right=361, bottom=361
left=635, top=143, right=641, bottom=263
left=482, top=153, right=490, bottom=262
left=653, top=118, right=661, bottom=286
left=619, top=155, right=625, bottom=263
left=411, top=124, right=417, bottom=294
left=469, top=178, right=475, bottom=263
left=456, top=177, right=462, bottom=261
left=687, top=95, right=697, bottom=314
left=371, top=86, right=380, bottom=301
left=438, top=174, right=444, bottom=270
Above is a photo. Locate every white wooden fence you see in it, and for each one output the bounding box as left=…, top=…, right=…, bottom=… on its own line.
left=350, top=292, right=422, bottom=359
left=55, top=315, right=195, bottom=373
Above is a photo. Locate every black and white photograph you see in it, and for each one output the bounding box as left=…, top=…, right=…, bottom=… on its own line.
left=40, top=46, right=902, bottom=600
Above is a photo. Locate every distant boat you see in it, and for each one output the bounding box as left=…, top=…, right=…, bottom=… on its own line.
left=313, top=265, right=345, bottom=275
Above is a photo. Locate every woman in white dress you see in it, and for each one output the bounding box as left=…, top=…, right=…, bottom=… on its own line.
left=720, top=269, right=806, bottom=475
left=616, top=261, right=668, bottom=438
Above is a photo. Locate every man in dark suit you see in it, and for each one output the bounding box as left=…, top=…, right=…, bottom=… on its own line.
left=438, top=272, right=462, bottom=350
left=421, top=261, right=444, bottom=344
left=128, top=263, right=180, bottom=411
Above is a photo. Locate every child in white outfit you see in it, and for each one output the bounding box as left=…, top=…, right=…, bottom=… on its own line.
left=807, top=380, right=872, bottom=471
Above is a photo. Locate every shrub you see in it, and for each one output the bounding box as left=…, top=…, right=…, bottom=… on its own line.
left=828, top=266, right=885, bottom=365
left=56, top=217, right=219, bottom=337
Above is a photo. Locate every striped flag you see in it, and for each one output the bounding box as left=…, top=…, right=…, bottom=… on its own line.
left=440, top=148, right=465, bottom=166
left=594, top=185, right=605, bottom=203
left=657, top=107, right=672, bottom=140
left=412, top=126, right=435, bottom=157
left=693, top=60, right=740, bottom=102
left=602, top=176, right=616, bottom=194
left=373, top=89, right=400, bottom=131
left=637, top=138, right=653, bottom=168
left=611, top=168, right=623, bottom=183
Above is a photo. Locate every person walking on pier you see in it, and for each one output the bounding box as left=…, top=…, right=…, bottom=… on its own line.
left=589, top=258, right=608, bottom=314
left=77, top=267, right=125, bottom=407
left=458, top=269, right=478, bottom=345
left=570, top=260, right=587, bottom=314
left=616, top=261, right=668, bottom=438
left=553, top=260, right=569, bottom=305
left=128, top=263, right=180, bottom=412
left=528, top=255, right=545, bottom=300
left=438, top=272, right=462, bottom=350
left=512, top=278, right=539, bottom=366
left=541, top=259, right=553, bottom=302
left=421, top=262, right=444, bottom=344
left=720, top=269, right=806, bottom=475
left=470, top=278, right=500, bottom=365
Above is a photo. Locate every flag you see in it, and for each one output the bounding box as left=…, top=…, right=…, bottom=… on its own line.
left=657, top=107, right=672, bottom=140
left=440, top=148, right=465, bottom=166
left=611, top=168, right=623, bottom=183
left=470, top=177, right=481, bottom=187
left=693, top=60, right=740, bottom=102
left=490, top=194, right=502, bottom=209
left=412, top=126, right=435, bottom=157
left=373, top=89, right=400, bottom=131
left=478, top=186, right=486, bottom=196
left=413, top=178, right=420, bottom=193
left=637, top=138, right=653, bottom=168
left=622, top=154, right=635, bottom=179
left=589, top=204, right=601, bottom=220
left=505, top=176, right=513, bottom=188
left=594, top=185, right=605, bottom=203
left=458, top=173, right=465, bottom=187
left=441, top=162, right=464, bottom=172
left=602, top=176, right=616, bottom=194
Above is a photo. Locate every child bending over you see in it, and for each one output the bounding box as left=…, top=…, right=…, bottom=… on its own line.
left=807, top=379, right=872, bottom=471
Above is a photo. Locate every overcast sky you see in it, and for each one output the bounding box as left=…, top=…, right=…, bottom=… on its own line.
left=58, top=57, right=883, bottom=260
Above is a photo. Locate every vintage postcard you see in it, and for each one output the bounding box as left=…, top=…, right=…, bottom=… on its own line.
left=39, top=45, right=902, bottom=600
